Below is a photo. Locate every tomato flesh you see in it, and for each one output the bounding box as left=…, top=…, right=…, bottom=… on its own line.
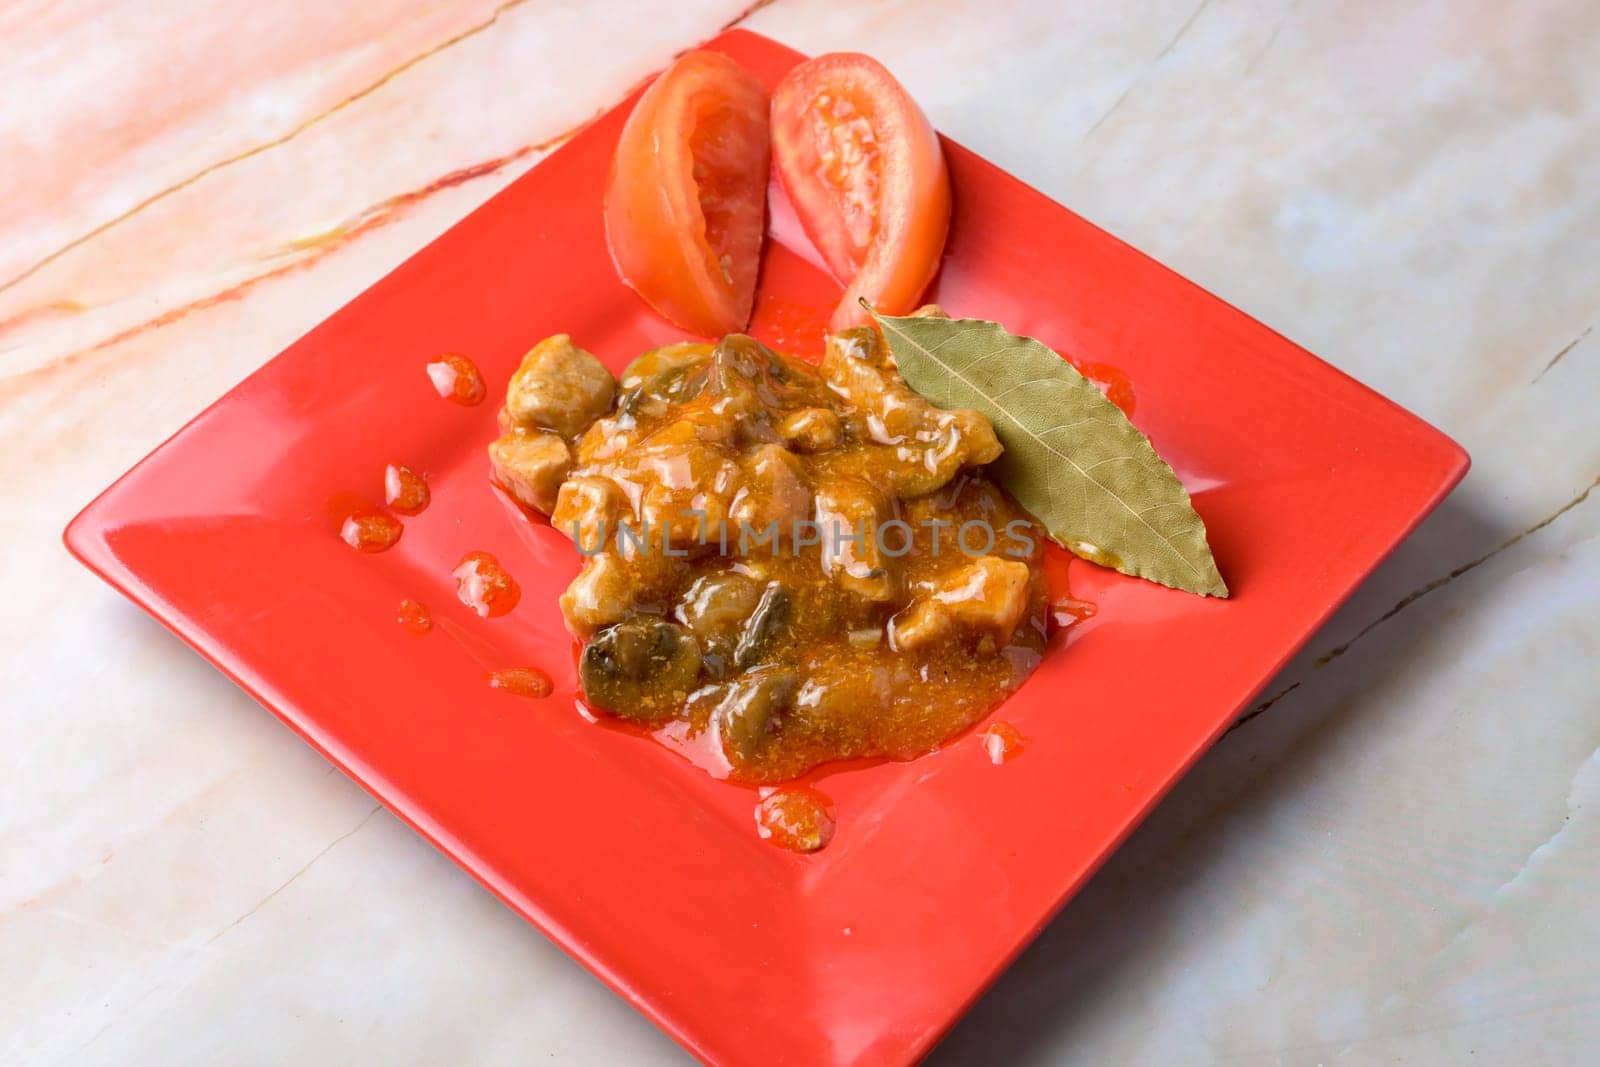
left=604, top=51, right=770, bottom=337
left=771, top=53, right=951, bottom=331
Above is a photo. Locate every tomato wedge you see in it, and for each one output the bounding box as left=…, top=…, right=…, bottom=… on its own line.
left=604, top=51, right=770, bottom=337
left=771, top=53, right=951, bottom=332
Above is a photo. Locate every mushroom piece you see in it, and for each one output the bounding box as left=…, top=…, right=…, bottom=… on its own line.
left=618, top=342, right=712, bottom=412
left=713, top=667, right=799, bottom=764
left=505, top=334, right=616, bottom=437
left=733, top=582, right=793, bottom=669
left=579, top=618, right=703, bottom=722
left=709, top=333, right=789, bottom=397
left=674, top=571, right=764, bottom=676
left=675, top=572, right=763, bottom=639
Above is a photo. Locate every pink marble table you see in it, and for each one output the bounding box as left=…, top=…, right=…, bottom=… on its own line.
left=4, top=2, right=1598, bottom=1063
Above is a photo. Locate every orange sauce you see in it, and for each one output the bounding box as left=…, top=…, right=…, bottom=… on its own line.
left=384, top=464, right=430, bottom=514
left=427, top=353, right=486, bottom=406
left=397, top=598, right=432, bottom=633
left=1070, top=358, right=1136, bottom=417
left=489, top=667, right=554, bottom=698
left=452, top=551, right=520, bottom=617
left=755, top=787, right=835, bottom=853
left=1040, top=544, right=1097, bottom=633
left=1051, top=598, right=1098, bottom=630
left=340, top=509, right=402, bottom=552
left=979, top=721, right=1026, bottom=764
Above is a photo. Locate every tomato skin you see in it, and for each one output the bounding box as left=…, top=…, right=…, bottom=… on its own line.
left=770, top=53, right=951, bottom=332
left=604, top=51, right=770, bottom=337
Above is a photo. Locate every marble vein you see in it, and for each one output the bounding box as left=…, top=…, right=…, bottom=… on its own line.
left=204, top=805, right=383, bottom=947
left=1329, top=733, right=1600, bottom=1060
left=721, top=0, right=780, bottom=31
left=0, top=0, right=782, bottom=386
left=1397, top=743, right=1597, bottom=974
left=1310, top=474, right=1600, bottom=668
left=0, top=125, right=586, bottom=397
left=61, top=976, right=174, bottom=1063
left=0, top=0, right=786, bottom=307
left=0, top=0, right=539, bottom=299
left=1234, top=473, right=1600, bottom=732
left=1534, top=324, right=1592, bottom=384
left=1153, top=0, right=1215, bottom=64
left=1083, top=0, right=1215, bottom=142
left=1243, top=7, right=1294, bottom=76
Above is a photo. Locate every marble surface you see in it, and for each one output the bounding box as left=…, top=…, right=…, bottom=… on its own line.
left=3, top=1, right=1597, bottom=1063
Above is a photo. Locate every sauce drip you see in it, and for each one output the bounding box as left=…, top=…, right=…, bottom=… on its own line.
left=427, top=353, right=486, bottom=406
left=1051, top=597, right=1098, bottom=630
left=1040, top=544, right=1097, bottom=634
left=397, top=598, right=431, bottom=633
left=1070, top=358, right=1136, bottom=416
left=755, top=788, right=835, bottom=853
left=489, top=667, right=554, bottom=698
left=384, top=464, right=430, bottom=514
left=452, top=551, right=520, bottom=617
left=979, top=721, right=1026, bottom=764
left=340, top=509, right=402, bottom=552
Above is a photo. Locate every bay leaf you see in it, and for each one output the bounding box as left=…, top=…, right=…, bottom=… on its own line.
left=871, top=306, right=1228, bottom=598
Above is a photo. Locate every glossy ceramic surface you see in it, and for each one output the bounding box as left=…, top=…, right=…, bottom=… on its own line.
left=64, top=30, right=1468, bottom=1067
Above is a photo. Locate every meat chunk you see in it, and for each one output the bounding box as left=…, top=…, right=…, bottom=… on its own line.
left=813, top=476, right=898, bottom=602
left=778, top=407, right=842, bottom=452
left=819, top=327, right=1001, bottom=497
left=573, top=414, right=637, bottom=465
left=551, top=476, right=625, bottom=553
left=505, top=334, right=616, bottom=437
left=489, top=432, right=570, bottom=514
left=729, top=444, right=811, bottom=548
left=560, top=556, right=633, bottom=638
left=645, top=406, right=740, bottom=451
left=628, top=434, right=740, bottom=554
left=889, top=408, right=1003, bottom=497
left=560, top=552, right=684, bottom=638
left=639, top=481, right=730, bottom=555
left=889, top=556, right=1031, bottom=652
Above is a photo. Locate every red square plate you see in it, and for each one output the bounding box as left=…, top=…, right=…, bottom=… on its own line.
left=65, top=29, right=1467, bottom=1067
